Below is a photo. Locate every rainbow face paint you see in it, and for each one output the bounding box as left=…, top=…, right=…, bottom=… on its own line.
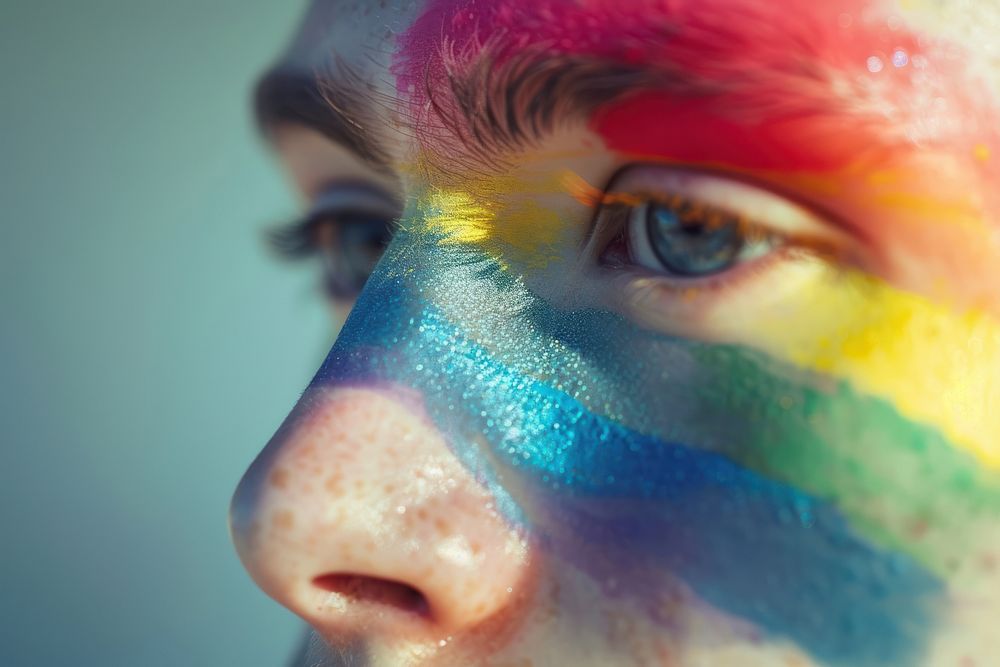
left=232, top=1, right=1000, bottom=664
left=313, top=229, right=954, bottom=664
left=301, top=163, right=1000, bottom=659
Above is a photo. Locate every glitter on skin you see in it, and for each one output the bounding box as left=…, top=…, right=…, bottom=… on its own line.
left=422, top=176, right=1000, bottom=470
left=305, top=224, right=981, bottom=665
left=329, top=227, right=1000, bottom=579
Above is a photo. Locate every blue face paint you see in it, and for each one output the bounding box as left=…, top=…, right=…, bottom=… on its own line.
left=311, top=228, right=942, bottom=666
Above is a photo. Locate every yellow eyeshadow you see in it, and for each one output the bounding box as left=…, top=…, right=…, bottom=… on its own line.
left=417, top=173, right=571, bottom=268
left=421, top=188, right=495, bottom=245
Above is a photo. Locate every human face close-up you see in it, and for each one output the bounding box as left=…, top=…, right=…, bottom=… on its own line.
left=230, top=1, right=1000, bottom=665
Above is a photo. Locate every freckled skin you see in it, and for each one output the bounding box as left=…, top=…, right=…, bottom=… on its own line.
left=230, top=0, right=1000, bottom=665
left=232, top=387, right=531, bottom=639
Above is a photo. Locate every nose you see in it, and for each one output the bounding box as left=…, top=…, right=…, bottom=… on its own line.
left=230, top=385, right=531, bottom=641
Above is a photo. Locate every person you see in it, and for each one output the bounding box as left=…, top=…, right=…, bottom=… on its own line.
left=230, top=1, right=1000, bottom=664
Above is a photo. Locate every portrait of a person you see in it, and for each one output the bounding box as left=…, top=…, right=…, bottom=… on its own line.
left=229, top=1, right=1000, bottom=665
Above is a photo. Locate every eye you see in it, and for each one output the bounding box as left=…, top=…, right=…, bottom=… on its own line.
left=627, top=198, right=776, bottom=277
left=268, top=183, right=399, bottom=300
left=314, top=211, right=395, bottom=299
left=596, top=167, right=852, bottom=288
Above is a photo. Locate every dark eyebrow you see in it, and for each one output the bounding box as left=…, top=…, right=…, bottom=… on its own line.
left=415, top=41, right=862, bottom=174
left=420, top=46, right=669, bottom=172
left=253, top=65, right=394, bottom=174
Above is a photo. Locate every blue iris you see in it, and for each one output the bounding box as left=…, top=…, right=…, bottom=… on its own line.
left=647, top=202, right=744, bottom=276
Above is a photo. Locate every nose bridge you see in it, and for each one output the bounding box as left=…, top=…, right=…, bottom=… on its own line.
left=305, top=240, right=633, bottom=520
left=302, top=247, right=522, bottom=509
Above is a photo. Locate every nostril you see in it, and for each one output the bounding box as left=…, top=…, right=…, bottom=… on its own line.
left=312, top=573, right=431, bottom=618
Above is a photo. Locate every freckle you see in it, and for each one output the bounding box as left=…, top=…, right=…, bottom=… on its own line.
left=980, top=552, right=997, bottom=573
left=434, top=518, right=450, bottom=534
left=470, top=541, right=482, bottom=555
left=383, top=483, right=396, bottom=494
left=270, top=468, right=290, bottom=490
left=907, top=517, right=930, bottom=540
left=273, top=510, right=295, bottom=530
left=325, top=473, right=344, bottom=496
left=416, top=508, right=428, bottom=520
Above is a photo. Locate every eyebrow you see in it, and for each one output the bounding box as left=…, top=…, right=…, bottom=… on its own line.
left=253, top=65, right=394, bottom=174
left=396, top=1, right=998, bottom=176
left=420, top=48, right=660, bottom=170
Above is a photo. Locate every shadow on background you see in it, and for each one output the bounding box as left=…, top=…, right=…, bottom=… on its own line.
left=0, top=1, right=329, bottom=664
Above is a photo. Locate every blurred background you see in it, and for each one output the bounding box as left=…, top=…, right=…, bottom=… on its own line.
left=0, top=1, right=333, bottom=665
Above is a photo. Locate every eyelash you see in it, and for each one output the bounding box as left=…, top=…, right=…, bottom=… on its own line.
left=595, top=196, right=837, bottom=292
left=267, top=210, right=397, bottom=299
left=267, top=216, right=326, bottom=260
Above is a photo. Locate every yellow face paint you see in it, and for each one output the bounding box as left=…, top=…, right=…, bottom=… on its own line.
left=417, top=172, right=571, bottom=269
left=748, top=268, right=1000, bottom=467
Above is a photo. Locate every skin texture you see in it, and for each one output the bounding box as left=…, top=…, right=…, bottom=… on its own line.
left=231, top=1, right=1000, bottom=665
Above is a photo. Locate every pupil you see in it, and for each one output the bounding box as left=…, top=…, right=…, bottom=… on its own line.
left=645, top=202, right=744, bottom=276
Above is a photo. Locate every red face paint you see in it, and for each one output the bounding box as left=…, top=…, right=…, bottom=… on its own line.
left=591, top=94, right=884, bottom=173
left=395, top=0, right=996, bottom=174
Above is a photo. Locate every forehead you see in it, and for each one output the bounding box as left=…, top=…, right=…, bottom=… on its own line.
left=274, top=0, right=419, bottom=76
left=279, top=0, right=1000, bottom=79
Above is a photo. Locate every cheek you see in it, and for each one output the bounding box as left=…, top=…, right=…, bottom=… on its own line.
left=738, top=267, right=1000, bottom=470
left=607, top=258, right=1000, bottom=573
left=600, top=248, right=1000, bottom=470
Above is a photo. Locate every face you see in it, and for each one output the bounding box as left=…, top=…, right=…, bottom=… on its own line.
left=231, top=1, right=1000, bottom=665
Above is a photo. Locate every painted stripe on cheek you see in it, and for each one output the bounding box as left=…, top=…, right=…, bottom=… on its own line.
left=738, top=270, right=1000, bottom=469
left=316, top=265, right=946, bottom=666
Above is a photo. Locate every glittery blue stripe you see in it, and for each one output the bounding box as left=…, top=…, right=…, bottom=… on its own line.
left=314, top=268, right=941, bottom=666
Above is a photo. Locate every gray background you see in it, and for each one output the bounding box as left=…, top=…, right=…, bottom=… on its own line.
left=0, top=1, right=334, bottom=665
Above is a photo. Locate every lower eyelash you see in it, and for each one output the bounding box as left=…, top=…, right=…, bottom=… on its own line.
left=594, top=196, right=852, bottom=295
left=597, top=216, right=820, bottom=299
left=620, top=244, right=795, bottom=296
